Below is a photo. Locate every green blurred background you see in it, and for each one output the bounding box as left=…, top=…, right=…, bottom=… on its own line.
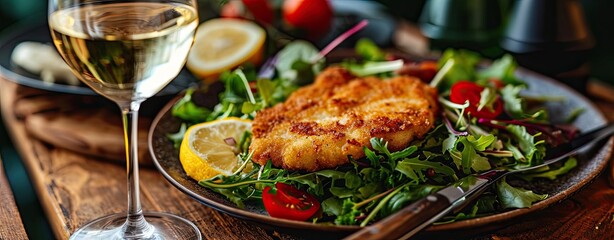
left=0, top=2, right=52, bottom=240
left=2, top=0, right=612, bottom=82
left=1, top=0, right=613, bottom=239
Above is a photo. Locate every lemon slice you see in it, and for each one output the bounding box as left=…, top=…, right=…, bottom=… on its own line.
left=179, top=117, right=252, bottom=181
left=186, top=18, right=266, bottom=82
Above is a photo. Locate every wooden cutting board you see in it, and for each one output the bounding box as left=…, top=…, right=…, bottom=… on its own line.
left=6, top=82, right=153, bottom=166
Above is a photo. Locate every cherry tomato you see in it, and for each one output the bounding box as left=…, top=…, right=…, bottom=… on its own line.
left=282, top=0, right=333, bottom=40
left=242, top=0, right=274, bottom=25
left=262, top=182, right=321, bottom=221
left=450, top=81, right=503, bottom=119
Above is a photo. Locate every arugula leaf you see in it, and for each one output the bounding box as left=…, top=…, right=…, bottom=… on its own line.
left=478, top=87, right=498, bottom=112
left=344, top=172, right=363, bottom=189
left=518, top=157, right=577, bottom=181
left=506, top=125, right=546, bottom=165
left=166, top=123, right=187, bottom=149
left=449, top=149, right=463, bottom=170
left=459, top=138, right=491, bottom=173
left=335, top=199, right=362, bottom=225
left=290, top=174, right=324, bottom=196
left=363, top=147, right=381, bottom=167
left=381, top=185, right=440, bottom=217
left=477, top=54, right=524, bottom=86
left=357, top=183, right=381, bottom=199
left=473, top=194, right=498, bottom=213
left=322, top=197, right=343, bottom=216
left=466, top=134, right=497, bottom=151
left=390, top=145, right=418, bottom=162
left=289, top=59, right=318, bottom=86
left=505, top=140, right=526, bottom=163
left=355, top=38, right=386, bottom=61
left=395, top=157, right=456, bottom=182
left=434, top=49, right=480, bottom=90
left=501, top=84, right=527, bottom=119
left=330, top=187, right=354, bottom=198
left=213, top=188, right=248, bottom=208
left=442, top=134, right=458, bottom=154
left=256, top=78, right=275, bottom=107
left=315, top=169, right=346, bottom=179
left=496, top=177, right=548, bottom=209
left=275, top=40, right=322, bottom=86
left=171, top=88, right=211, bottom=123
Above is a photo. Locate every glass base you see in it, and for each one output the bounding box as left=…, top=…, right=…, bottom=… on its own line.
left=69, top=212, right=201, bottom=240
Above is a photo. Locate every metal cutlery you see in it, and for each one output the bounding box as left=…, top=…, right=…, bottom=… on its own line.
left=345, top=123, right=614, bottom=240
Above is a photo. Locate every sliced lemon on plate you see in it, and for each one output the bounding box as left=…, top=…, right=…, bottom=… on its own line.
left=186, top=18, right=266, bottom=83
left=179, top=117, right=252, bottom=181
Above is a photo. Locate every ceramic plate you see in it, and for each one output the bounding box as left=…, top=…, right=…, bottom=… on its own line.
left=148, top=67, right=613, bottom=238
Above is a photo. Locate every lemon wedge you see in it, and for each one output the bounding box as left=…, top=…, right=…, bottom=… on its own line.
left=179, top=117, right=252, bottom=181
left=186, top=18, right=266, bottom=83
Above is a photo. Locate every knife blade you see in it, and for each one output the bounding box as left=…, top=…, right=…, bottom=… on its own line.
left=344, top=123, right=614, bottom=240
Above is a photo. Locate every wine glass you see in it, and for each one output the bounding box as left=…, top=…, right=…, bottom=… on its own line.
left=48, top=0, right=201, bottom=239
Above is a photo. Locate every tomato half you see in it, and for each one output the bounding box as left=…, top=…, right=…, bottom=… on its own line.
left=450, top=81, right=503, bottom=119
left=282, top=0, right=333, bottom=40
left=262, top=182, right=321, bottom=221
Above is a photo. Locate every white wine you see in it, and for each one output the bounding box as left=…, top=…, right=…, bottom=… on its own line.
left=49, top=2, right=198, bottom=103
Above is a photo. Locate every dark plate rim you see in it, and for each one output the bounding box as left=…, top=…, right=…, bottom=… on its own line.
left=0, top=19, right=96, bottom=95
left=147, top=66, right=613, bottom=234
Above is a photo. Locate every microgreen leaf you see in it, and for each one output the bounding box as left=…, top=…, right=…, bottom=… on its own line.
left=496, top=177, right=548, bottom=209
left=477, top=87, right=497, bottom=112
left=171, top=88, right=211, bottom=123
left=466, top=134, right=497, bottom=151
left=460, top=138, right=492, bottom=173
left=396, top=157, right=456, bottom=180
left=275, top=40, right=322, bottom=86
left=166, top=123, right=187, bottom=149
left=322, top=197, right=343, bottom=216
left=506, top=125, right=546, bottom=164
left=500, top=84, right=527, bottom=118
left=477, top=54, right=524, bottom=86
left=341, top=60, right=404, bottom=77
left=355, top=38, right=386, bottom=61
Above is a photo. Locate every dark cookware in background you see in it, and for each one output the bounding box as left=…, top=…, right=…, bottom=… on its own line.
left=418, top=0, right=506, bottom=58
left=501, top=0, right=594, bottom=93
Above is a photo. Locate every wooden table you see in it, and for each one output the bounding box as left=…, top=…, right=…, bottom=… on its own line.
left=0, top=154, right=29, bottom=239
left=1, top=76, right=613, bottom=240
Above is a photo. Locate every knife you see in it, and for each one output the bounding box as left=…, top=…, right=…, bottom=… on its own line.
left=344, top=123, right=614, bottom=240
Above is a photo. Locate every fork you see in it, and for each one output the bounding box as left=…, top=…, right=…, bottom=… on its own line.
left=345, top=123, right=614, bottom=240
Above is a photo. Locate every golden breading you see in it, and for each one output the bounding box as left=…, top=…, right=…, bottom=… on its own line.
left=250, top=67, right=439, bottom=171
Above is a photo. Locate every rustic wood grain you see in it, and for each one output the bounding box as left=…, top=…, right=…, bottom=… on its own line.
left=1, top=77, right=613, bottom=240
left=0, top=155, right=29, bottom=240
left=24, top=108, right=152, bottom=166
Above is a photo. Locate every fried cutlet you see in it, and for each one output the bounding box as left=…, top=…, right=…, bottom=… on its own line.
left=249, top=67, right=439, bottom=171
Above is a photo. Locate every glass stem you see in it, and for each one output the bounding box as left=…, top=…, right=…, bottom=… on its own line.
left=120, top=101, right=154, bottom=238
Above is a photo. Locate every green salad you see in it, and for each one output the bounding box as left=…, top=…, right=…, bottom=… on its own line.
left=169, top=39, right=580, bottom=226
